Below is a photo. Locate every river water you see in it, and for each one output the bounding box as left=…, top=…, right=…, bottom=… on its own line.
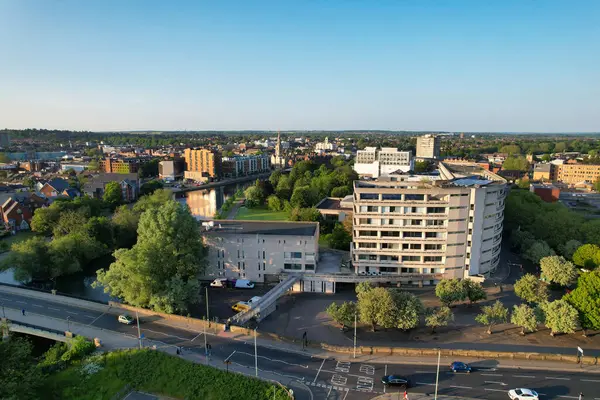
left=0, top=182, right=253, bottom=302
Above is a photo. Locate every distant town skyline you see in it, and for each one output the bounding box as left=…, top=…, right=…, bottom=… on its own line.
left=1, top=0, right=598, bottom=132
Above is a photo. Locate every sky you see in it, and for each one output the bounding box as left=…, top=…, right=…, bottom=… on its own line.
left=0, top=0, right=599, bottom=132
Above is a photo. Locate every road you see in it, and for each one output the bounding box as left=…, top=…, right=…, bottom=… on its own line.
left=1, top=290, right=598, bottom=400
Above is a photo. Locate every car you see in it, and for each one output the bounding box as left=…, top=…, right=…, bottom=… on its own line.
left=118, top=314, right=134, bottom=324
left=210, top=278, right=228, bottom=288
left=381, top=375, right=411, bottom=389
left=232, top=301, right=251, bottom=312
left=508, top=388, right=539, bottom=400
left=450, top=361, right=471, bottom=373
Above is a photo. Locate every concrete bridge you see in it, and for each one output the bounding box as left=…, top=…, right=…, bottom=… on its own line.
left=2, top=319, right=72, bottom=342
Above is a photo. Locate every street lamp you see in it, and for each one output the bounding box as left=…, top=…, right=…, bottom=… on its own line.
left=66, top=316, right=71, bottom=332
left=353, top=311, right=357, bottom=359
left=1, top=303, right=5, bottom=319
left=434, top=347, right=441, bottom=400
left=254, top=327, right=258, bottom=377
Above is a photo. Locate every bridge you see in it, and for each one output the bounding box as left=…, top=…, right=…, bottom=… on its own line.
left=3, top=319, right=72, bottom=342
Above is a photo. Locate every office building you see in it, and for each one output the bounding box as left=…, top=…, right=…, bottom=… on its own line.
left=159, top=159, right=185, bottom=181
left=99, top=158, right=141, bottom=174
left=184, top=148, right=222, bottom=181
left=416, top=135, right=441, bottom=159
left=201, top=221, right=319, bottom=283
left=554, top=164, right=600, bottom=185
left=354, top=147, right=414, bottom=178
left=352, top=162, right=507, bottom=285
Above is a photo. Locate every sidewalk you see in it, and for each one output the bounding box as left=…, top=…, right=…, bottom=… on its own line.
left=372, top=394, right=479, bottom=400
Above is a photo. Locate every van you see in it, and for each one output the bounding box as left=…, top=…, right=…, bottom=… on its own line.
left=234, top=279, right=255, bottom=289
left=210, top=278, right=228, bottom=288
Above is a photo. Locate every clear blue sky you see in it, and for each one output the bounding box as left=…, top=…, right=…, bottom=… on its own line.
left=1, top=0, right=598, bottom=132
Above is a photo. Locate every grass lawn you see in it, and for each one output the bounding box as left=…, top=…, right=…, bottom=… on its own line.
left=43, top=349, right=288, bottom=400
left=0, top=230, right=37, bottom=248
left=234, top=206, right=288, bottom=221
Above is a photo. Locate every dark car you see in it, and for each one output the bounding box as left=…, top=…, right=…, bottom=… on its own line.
left=381, top=375, right=411, bottom=388
left=450, top=361, right=472, bottom=373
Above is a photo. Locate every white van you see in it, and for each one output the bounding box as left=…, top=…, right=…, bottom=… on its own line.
left=210, top=278, right=228, bottom=288
left=234, top=279, right=255, bottom=289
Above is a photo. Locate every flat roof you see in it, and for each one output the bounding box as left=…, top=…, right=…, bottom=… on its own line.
left=204, top=220, right=317, bottom=236
left=316, top=197, right=352, bottom=211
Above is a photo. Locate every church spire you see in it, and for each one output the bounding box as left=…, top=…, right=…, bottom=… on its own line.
left=276, top=130, right=281, bottom=158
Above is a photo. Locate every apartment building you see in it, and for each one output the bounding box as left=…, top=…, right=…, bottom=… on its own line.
left=183, top=148, right=222, bottom=181
left=159, top=159, right=185, bottom=181
left=99, top=158, right=141, bottom=174
left=416, top=135, right=441, bottom=159
left=352, top=162, right=507, bottom=285
left=222, top=154, right=270, bottom=178
left=533, top=163, right=554, bottom=181
left=201, top=221, right=319, bottom=283
left=354, top=147, right=413, bottom=178
left=555, top=164, right=600, bottom=185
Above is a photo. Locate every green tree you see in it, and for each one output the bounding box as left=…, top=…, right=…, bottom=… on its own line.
left=112, top=205, right=140, bottom=248
left=2, top=236, right=53, bottom=282
left=435, top=279, right=466, bottom=307
left=275, top=175, right=292, bottom=199
left=565, top=270, right=600, bottom=335
left=0, top=153, right=11, bottom=163
left=290, top=185, right=313, bottom=208
left=30, top=207, right=62, bottom=235
left=267, top=195, right=283, bottom=211
left=514, top=274, right=549, bottom=304
left=103, top=181, right=123, bottom=207
left=390, top=290, right=424, bottom=331
left=326, top=301, right=356, bottom=329
left=87, top=159, right=100, bottom=171
left=542, top=299, right=579, bottom=336
left=554, top=142, right=567, bottom=153
left=475, top=300, right=509, bottom=334
left=503, top=156, right=529, bottom=171
left=523, top=240, right=555, bottom=264
left=559, top=239, right=583, bottom=260
left=0, top=337, right=43, bottom=400
left=462, top=280, right=487, bottom=306
left=244, top=186, right=264, bottom=208
left=52, top=209, right=89, bottom=237
left=326, top=223, right=352, bottom=250
left=330, top=186, right=350, bottom=198
left=49, top=232, right=106, bottom=274
left=22, top=176, right=35, bottom=190
left=425, top=306, right=453, bottom=333
left=414, top=160, right=431, bottom=173
left=139, top=159, right=160, bottom=178
left=140, top=180, right=164, bottom=196
left=356, top=285, right=395, bottom=331
left=85, top=216, right=115, bottom=249
left=511, top=304, right=541, bottom=335
left=269, top=170, right=282, bottom=188
left=499, top=144, right=521, bottom=155
left=541, top=154, right=551, bottom=162
left=572, top=244, right=600, bottom=269
left=540, top=256, right=578, bottom=286
left=133, top=189, right=173, bottom=214
left=96, top=200, right=206, bottom=314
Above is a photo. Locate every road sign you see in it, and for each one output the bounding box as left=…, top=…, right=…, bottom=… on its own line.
left=578, top=346, right=584, bottom=355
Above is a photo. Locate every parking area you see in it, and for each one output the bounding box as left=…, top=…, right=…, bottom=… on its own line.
left=197, top=285, right=273, bottom=321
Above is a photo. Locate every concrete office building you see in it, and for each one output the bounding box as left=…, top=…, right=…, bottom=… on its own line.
left=184, top=148, right=222, bottom=181
left=352, top=162, right=507, bottom=285
left=416, top=135, right=441, bottom=159
left=354, top=147, right=414, bottom=178
left=202, top=220, right=319, bottom=283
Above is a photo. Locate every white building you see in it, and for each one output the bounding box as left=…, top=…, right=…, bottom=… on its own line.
left=416, top=135, right=441, bottom=159
left=352, top=162, right=507, bottom=285
left=354, top=147, right=414, bottom=178
left=315, top=137, right=337, bottom=152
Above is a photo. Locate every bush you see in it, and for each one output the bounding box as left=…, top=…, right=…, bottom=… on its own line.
left=41, top=342, right=69, bottom=366
left=61, top=336, right=96, bottom=363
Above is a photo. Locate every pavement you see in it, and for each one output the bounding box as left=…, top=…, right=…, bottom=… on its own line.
left=1, top=288, right=600, bottom=400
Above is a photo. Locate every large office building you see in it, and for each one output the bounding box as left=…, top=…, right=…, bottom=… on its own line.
left=202, top=220, right=319, bottom=283
left=184, top=148, right=222, bottom=181
left=351, top=162, right=507, bottom=285
left=354, top=147, right=414, bottom=178
left=554, top=163, right=600, bottom=185
left=99, top=158, right=142, bottom=174
left=416, top=135, right=441, bottom=159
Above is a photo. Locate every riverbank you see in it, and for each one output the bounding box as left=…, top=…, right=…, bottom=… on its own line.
left=171, top=172, right=272, bottom=194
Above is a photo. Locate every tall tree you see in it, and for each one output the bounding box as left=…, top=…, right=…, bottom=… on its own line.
left=462, top=280, right=487, bottom=306
left=2, top=236, right=53, bottom=282
left=475, top=300, right=509, bottom=334
left=559, top=239, right=583, bottom=260
left=565, top=270, right=600, bottom=335
left=524, top=241, right=555, bottom=264
left=390, top=290, right=424, bottom=331
left=96, top=200, right=206, bottom=314
left=540, top=256, right=578, bottom=286
left=572, top=244, right=600, bottom=269
left=112, top=205, right=140, bottom=249
left=356, top=285, right=395, bottom=332
left=514, top=274, right=549, bottom=304
left=511, top=304, right=541, bottom=335
left=425, top=307, right=453, bottom=333
left=543, top=299, right=579, bottom=336
left=103, top=181, right=123, bottom=207
left=0, top=337, right=43, bottom=400
left=435, top=279, right=467, bottom=307
left=326, top=301, right=356, bottom=330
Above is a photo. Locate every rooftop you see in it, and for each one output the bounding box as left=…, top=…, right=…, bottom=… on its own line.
left=203, top=220, right=318, bottom=236
left=315, top=197, right=352, bottom=211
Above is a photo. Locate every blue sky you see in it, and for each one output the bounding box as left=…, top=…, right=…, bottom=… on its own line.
left=1, top=0, right=598, bottom=132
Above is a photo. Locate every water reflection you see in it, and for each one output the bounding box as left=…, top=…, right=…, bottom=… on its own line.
left=176, top=182, right=251, bottom=219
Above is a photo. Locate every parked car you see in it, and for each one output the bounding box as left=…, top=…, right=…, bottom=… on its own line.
left=450, top=361, right=471, bottom=373
left=118, top=314, right=134, bottom=324
left=210, top=278, right=228, bottom=288
left=234, top=279, right=255, bottom=289
left=232, top=302, right=251, bottom=312
left=381, top=375, right=411, bottom=389
left=508, top=388, right=539, bottom=400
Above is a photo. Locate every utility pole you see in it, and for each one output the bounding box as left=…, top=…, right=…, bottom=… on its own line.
left=136, top=311, right=142, bottom=349
left=434, top=348, right=441, bottom=400
left=66, top=316, right=71, bottom=332
left=353, top=312, right=357, bottom=359
left=1, top=303, right=5, bottom=319
left=254, top=328, right=258, bottom=377
left=205, top=287, right=210, bottom=324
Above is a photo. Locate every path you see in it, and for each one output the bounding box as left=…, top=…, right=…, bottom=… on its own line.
left=225, top=198, right=245, bottom=219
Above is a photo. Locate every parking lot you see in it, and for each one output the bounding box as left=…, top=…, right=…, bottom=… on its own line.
left=195, top=285, right=273, bottom=322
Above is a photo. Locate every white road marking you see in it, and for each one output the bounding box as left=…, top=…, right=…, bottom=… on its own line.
left=231, top=361, right=300, bottom=380
left=450, top=385, right=473, bottom=389
left=581, top=378, right=600, bottom=382
left=342, top=389, right=349, bottom=400
left=485, top=388, right=506, bottom=392
left=65, top=311, right=78, bottom=315
left=15, top=300, right=26, bottom=304
left=484, top=381, right=507, bottom=386
left=48, top=307, right=61, bottom=311
left=326, top=386, right=333, bottom=398
left=0, top=297, right=9, bottom=301
left=360, top=364, right=375, bottom=375
left=416, top=382, right=435, bottom=386
left=335, top=361, right=351, bottom=373
left=235, top=351, right=308, bottom=368
left=139, top=328, right=189, bottom=341
left=513, top=375, right=536, bottom=378
left=545, top=376, right=569, bottom=380
left=314, top=358, right=326, bottom=383
left=190, top=332, right=203, bottom=342
left=331, top=375, right=347, bottom=386
left=481, top=373, right=503, bottom=376
left=415, top=370, right=432, bottom=374
left=82, top=315, right=95, bottom=318
left=383, top=364, right=387, bottom=393
left=356, top=377, right=373, bottom=392
left=557, top=396, right=578, bottom=399
left=32, top=304, right=43, bottom=308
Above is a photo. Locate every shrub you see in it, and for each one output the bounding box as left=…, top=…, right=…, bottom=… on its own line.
left=61, top=336, right=96, bottom=363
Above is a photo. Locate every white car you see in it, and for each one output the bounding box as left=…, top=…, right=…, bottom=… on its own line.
left=508, top=388, right=539, bottom=400
left=118, top=314, right=134, bottom=324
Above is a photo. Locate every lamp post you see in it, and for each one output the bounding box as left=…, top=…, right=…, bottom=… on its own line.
left=254, top=327, right=258, bottom=377
left=434, top=347, right=441, bottom=400
left=1, top=303, right=5, bottom=319
left=353, top=311, right=357, bottom=359
left=66, top=316, right=71, bottom=332
left=136, top=311, right=142, bottom=349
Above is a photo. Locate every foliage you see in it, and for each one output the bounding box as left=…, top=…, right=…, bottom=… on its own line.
left=266, top=195, right=283, bottom=211
left=288, top=207, right=321, bottom=222
left=511, top=304, right=540, bottom=334
left=502, top=155, right=529, bottom=171
left=356, top=284, right=394, bottom=331
left=112, top=205, right=140, bottom=248
left=0, top=337, right=43, bottom=400
left=475, top=300, right=509, bottom=334
left=40, top=342, right=69, bottom=366
left=140, top=180, right=164, bottom=196
left=559, top=239, right=583, bottom=260
left=542, top=299, right=579, bottom=336
left=133, top=189, right=173, bottom=214
left=139, top=159, right=160, bottom=178
left=390, top=289, right=424, bottom=330
left=572, top=244, right=600, bottom=269
left=60, top=336, right=96, bottom=363
left=565, top=270, right=600, bottom=331
left=326, top=301, right=356, bottom=329
left=540, top=256, right=578, bottom=286
left=462, top=280, right=487, bottom=305
left=499, top=144, right=521, bottom=155
left=103, top=181, right=123, bottom=207
left=435, top=279, right=466, bottom=307
left=414, top=160, right=432, bottom=173
left=244, top=185, right=265, bottom=208
left=0, top=152, right=11, bottom=163
left=325, top=222, right=352, bottom=250
left=331, top=186, right=350, bottom=198
left=290, top=185, right=314, bottom=208
left=523, top=240, right=555, bottom=264
left=31, top=206, right=62, bottom=235
left=96, top=200, right=205, bottom=314
left=2, top=236, right=56, bottom=282
left=425, top=306, right=453, bottom=333
left=514, top=274, right=549, bottom=304
left=53, top=209, right=90, bottom=237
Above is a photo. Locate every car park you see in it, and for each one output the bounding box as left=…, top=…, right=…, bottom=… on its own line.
left=118, top=314, right=134, bottom=324
left=381, top=375, right=411, bottom=389
left=450, top=361, right=471, bottom=373
left=508, top=388, right=539, bottom=400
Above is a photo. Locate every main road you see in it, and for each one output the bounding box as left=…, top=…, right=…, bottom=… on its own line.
left=1, top=289, right=598, bottom=400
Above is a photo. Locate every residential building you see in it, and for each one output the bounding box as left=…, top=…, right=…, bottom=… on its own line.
left=532, top=163, right=554, bottom=181
left=352, top=162, right=507, bottom=285
left=530, top=184, right=560, bottom=203
left=201, top=220, right=319, bottom=283
left=159, top=159, right=185, bottom=181
left=184, top=148, right=222, bottom=181
left=39, top=178, right=71, bottom=198
left=416, top=135, right=441, bottom=159
left=222, top=154, right=270, bottom=178
left=83, top=173, right=140, bottom=202
left=555, top=164, right=600, bottom=185
left=99, top=158, right=142, bottom=174
left=61, top=162, right=89, bottom=173
left=1, top=198, right=32, bottom=232
left=354, top=147, right=413, bottom=178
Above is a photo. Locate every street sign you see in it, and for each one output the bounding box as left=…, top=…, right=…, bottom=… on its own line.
left=577, top=346, right=584, bottom=355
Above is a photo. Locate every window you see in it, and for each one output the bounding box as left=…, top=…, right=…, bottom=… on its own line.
left=360, top=193, right=379, bottom=200
left=405, top=194, right=424, bottom=201
left=446, top=254, right=464, bottom=258
left=402, top=255, right=420, bottom=262
left=425, top=244, right=443, bottom=250
left=263, top=251, right=266, bottom=259
left=426, top=220, right=444, bottom=226
left=380, top=255, right=399, bottom=261
left=403, top=231, right=422, bottom=238
left=305, top=264, right=315, bottom=270
left=380, top=267, right=398, bottom=273
left=448, top=231, right=466, bottom=235
left=284, top=263, right=302, bottom=270
left=427, top=207, right=446, bottom=214
left=403, top=243, right=422, bottom=250
left=284, top=252, right=302, bottom=259
left=424, top=256, right=443, bottom=262
left=359, top=242, right=377, bottom=249
left=409, top=219, right=423, bottom=226
left=359, top=230, right=378, bottom=237
left=262, top=261, right=266, bottom=270
left=450, top=206, right=467, bottom=210
left=425, top=232, right=440, bottom=238
left=358, top=254, right=368, bottom=260
left=382, top=194, right=402, bottom=200
left=381, top=231, right=400, bottom=237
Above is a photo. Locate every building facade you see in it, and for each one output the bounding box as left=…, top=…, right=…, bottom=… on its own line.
left=354, top=147, right=413, bottom=178
left=351, top=162, right=507, bottom=285
left=83, top=173, right=139, bottom=202
left=222, top=154, right=270, bottom=178
left=202, top=221, right=319, bottom=283
left=555, top=164, right=600, bottom=185
left=184, top=148, right=222, bottom=180
left=532, top=163, right=554, bottom=181
left=159, top=159, right=185, bottom=181
left=416, top=135, right=441, bottom=159
left=99, top=158, right=141, bottom=174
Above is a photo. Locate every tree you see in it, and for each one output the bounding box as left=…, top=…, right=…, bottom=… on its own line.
left=87, top=159, right=100, bottom=171
left=390, top=290, right=424, bottom=330
left=85, top=216, right=115, bottom=249
left=462, top=280, right=487, bottom=306
left=22, top=176, right=35, bottom=190
left=475, top=300, right=509, bottom=334
left=435, top=279, right=466, bottom=307
left=290, top=186, right=314, bottom=208
left=30, top=206, right=62, bottom=235
left=244, top=186, right=264, bottom=208
left=523, top=240, right=555, bottom=264
left=499, top=144, right=521, bottom=155
left=356, top=285, right=395, bottom=331
left=514, top=274, right=549, bottom=304
left=50, top=232, right=106, bottom=272
left=96, top=200, right=206, bottom=314
left=140, top=180, right=164, bottom=196
left=511, top=304, right=541, bottom=335
left=269, top=170, right=282, bottom=188
left=425, top=307, right=454, bottom=333
left=540, top=256, right=578, bottom=286
left=103, top=181, right=123, bottom=207
left=326, top=222, right=352, bottom=250
left=112, top=205, right=139, bottom=248
left=414, top=160, right=431, bottom=173
left=326, top=301, right=356, bottom=329
left=554, top=142, right=567, bottom=153
left=502, top=156, right=529, bottom=171
left=139, top=158, right=160, bottom=178
left=565, top=270, right=600, bottom=334
left=543, top=299, right=579, bottom=336
left=0, top=337, right=43, bottom=400
left=1, top=236, right=53, bottom=282
left=52, top=209, right=89, bottom=237
left=275, top=176, right=292, bottom=199
left=267, top=195, right=282, bottom=211
left=133, top=189, right=173, bottom=214
left=559, top=239, right=582, bottom=260
left=572, top=244, right=600, bottom=269
left=541, top=154, right=551, bottom=162
left=289, top=207, right=321, bottom=222
left=331, top=186, right=350, bottom=198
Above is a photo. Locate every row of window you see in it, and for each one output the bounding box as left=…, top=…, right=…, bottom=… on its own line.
left=284, top=263, right=315, bottom=270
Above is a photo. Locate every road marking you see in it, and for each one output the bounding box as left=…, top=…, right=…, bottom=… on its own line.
left=231, top=361, right=300, bottom=380
left=139, top=328, right=189, bottom=341
left=342, top=389, right=349, bottom=400
left=484, top=381, right=507, bottom=386
left=65, top=311, right=78, bottom=315
left=326, top=386, right=333, bottom=398
left=449, top=385, right=472, bottom=389
left=331, top=375, right=347, bottom=386
left=383, top=364, right=387, bottom=393
left=87, top=311, right=108, bottom=327
left=48, top=307, right=61, bottom=311
left=32, top=304, right=43, bottom=308
left=359, top=364, right=375, bottom=375
left=335, top=361, right=351, bottom=373
left=190, top=332, right=203, bottom=342
left=235, top=351, right=308, bottom=368
left=545, top=376, right=569, bottom=380
left=356, top=377, right=373, bottom=392
left=484, top=388, right=506, bottom=392
left=416, top=382, right=435, bottom=386
left=557, top=396, right=578, bottom=399
left=513, top=375, right=535, bottom=378
left=415, top=370, right=432, bottom=374
left=481, top=373, right=503, bottom=376
left=15, top=300, right=26, bottom=304
left=314, top=358, right=326, bottom=383
left=82, top=315, right=94, bottom=318
left=581, top=378, right=600, bottom=382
